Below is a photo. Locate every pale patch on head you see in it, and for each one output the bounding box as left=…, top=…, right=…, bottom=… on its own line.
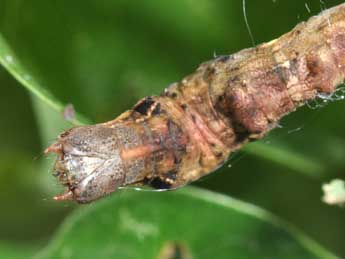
left=45, top=124, right=142, bottom=203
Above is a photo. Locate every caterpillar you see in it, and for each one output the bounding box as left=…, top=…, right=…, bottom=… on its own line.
left=46, top=3, right=345, bottom=203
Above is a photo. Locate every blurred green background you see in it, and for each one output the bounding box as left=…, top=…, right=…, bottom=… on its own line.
left=0, top=0, right=344, bottom=258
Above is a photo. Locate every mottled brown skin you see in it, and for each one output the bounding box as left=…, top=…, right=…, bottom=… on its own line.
left=46, top=4, right=345, bottom=203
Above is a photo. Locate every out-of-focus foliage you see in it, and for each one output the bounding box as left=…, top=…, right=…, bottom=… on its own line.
left=0, top=0, right=344, bottom=258
left=36, top=188, right=336, bottom=259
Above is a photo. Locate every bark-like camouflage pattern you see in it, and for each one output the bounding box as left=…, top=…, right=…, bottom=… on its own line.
left=46, top=4, right=345, bottom=203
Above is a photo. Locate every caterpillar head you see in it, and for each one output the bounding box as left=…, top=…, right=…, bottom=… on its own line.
left=45, top=125, right=127, bottom=203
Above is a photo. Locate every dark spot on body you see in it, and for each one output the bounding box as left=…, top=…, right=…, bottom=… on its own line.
left=215, top=152, right=223, bottom=158
left=218, top=95, right=224, bottom=102
left=217, top=55, right=230, bottom=63
left=134, top=97, right=155, bottom=115
left=208, top=67, right=216, bottom=74
left=170, top=92, right=177, bottom=98
left=234, top=128, right=250, bottom=144
left=59, top=129, right=72, bottom=138
left=147, top=177, right=172, bottom=189
left=180, top=104, right=187, bottom=110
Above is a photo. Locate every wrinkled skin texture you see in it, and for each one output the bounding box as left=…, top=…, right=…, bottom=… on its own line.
left=46, top=4, right=345, bottom=203
left=47, top=126, right=128, bottom=203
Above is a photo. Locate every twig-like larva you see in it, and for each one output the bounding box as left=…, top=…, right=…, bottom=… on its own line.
left=46, top=3, right=345, bottom=203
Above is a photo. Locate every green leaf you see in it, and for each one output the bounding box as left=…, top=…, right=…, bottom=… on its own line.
left=0, top=33, right=89, bottom=125
left=244, top=142, right=325, bottom=177
left=36, top=187, right=338, bottom=259
left=0, top=242, right=37, bottom=259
